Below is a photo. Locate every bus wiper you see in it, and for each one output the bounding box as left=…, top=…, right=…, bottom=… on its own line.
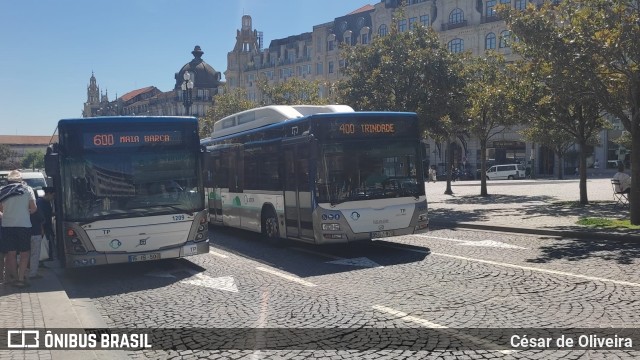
left=128, top=204, right=193, bottom=215
left=330, top=198, right=346, bottom=207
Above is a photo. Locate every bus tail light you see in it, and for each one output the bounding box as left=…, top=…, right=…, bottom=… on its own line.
left=66, top=228, right=76, bottom=237
left=418, top=213, right=428, bottom=222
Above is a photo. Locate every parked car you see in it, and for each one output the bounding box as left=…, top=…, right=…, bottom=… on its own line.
left=486, top=164, right=526, bottom=180
left=21, top=171, right=48, bottom=197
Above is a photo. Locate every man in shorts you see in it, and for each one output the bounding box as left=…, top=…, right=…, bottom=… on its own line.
left=0, top=170, right=37, bottom=288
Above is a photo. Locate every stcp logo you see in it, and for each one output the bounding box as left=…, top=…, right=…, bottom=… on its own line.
left=7, top=330, right=40, bottom=348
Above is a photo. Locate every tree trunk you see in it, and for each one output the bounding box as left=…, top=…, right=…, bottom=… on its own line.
left=445, top=140, right=453, bottom=195
left=578, top=141, right=589, bottom=205
left=630, top=129, right=640, bottom=225
left=480, top=139, right=488, bottom=197
left=557, top=155, right=564, bottom=180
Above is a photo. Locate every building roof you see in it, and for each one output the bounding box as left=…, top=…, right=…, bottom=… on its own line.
left=348, top=4, right=374, bottom=15
left=175, top=46, right=221, bottom=90
left=120, top=86, right=157, bottom=102
left=0, top=135, right=58, bottom=145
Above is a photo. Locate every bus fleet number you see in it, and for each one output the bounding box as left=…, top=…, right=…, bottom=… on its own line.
left=173, top=215, right=185, bottom=221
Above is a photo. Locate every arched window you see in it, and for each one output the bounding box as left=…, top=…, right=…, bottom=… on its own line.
left=378, top=24, right=388, bottom=37
left=327, top=34, right=336, bottom=51
left=499, top=30, right=511, bottom=48
left=343, top=30, right=352, bottom=45
left=449, top=8, right=464, bottom=24
left=485, top=32, right=496, bottom=50
left=448, top=38, right=464, bottom=53
left=486, top=0, right=497, bottom=17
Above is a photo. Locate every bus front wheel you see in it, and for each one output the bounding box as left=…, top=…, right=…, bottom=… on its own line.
left=262, top=207, right=280, bottom=240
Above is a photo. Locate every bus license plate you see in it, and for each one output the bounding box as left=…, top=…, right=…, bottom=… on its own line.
left=371, top=230, right=393, bottom=239
left=128, top=253, right=161, bottom=262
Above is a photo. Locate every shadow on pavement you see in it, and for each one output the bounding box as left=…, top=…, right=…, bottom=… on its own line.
left=439, top=194, right=556, bottom=205
left=211, top=227, right=429, bottom=278
left=527, top=238, right=640, bottom=265
left=55, top=258, right=207, bottom=299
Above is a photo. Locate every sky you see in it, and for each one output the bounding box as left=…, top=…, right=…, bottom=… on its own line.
left=0, top=0, right=371, bottom=136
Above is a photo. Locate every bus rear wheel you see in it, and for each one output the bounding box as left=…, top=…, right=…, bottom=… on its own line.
left=262, top=207, right=280, bottom=240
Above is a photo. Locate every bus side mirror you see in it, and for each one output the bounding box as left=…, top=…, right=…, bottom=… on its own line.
left=45, top=153, right=59, bottom=177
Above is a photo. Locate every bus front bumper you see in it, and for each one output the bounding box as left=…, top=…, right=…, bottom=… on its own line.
left=66, top=240, right=210, bottom=267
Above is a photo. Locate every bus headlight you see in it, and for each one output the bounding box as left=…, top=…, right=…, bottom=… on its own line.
left=70, top=238, right=81, bottom=244
left=418, top=213, right=428, bottom=222
left=322, top=223, right=340, bottom=231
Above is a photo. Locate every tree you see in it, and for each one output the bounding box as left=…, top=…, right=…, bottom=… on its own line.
left=21, top=150, right=45, bottom=171
left=462, top=52, right=528, bottom=196
left=256, top=77, right=328, bottom=106
left=501, top=2, right=610, bottom=205
left=503, top=0, right=640, bottom=221
left=200, top=87, right=257, bottom=138
left=338, top=24, right=467, bottom=194
left=0, top=144, right=18, bottom=169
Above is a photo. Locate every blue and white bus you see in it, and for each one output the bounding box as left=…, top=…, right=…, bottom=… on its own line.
left=201, top=105, right=428, bottom=244
left=45, top=117, right=209, bottom=267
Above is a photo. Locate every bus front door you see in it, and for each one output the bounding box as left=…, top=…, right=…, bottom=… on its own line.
left=283, top=143, right=314, bottom=242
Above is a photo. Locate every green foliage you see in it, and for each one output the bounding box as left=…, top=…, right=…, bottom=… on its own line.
left=0, top=144, right=18, bottom=169
left=256, top=77, right=328, bottom=106
left=615, top=131, right=632, bottom=150
left=501, top=2, right=611, bottom=204
left=462, top=52, right=530, bottom=193
left=577, top=217, right=640, bottom=230
left=338, top=24, right=467, bottom=140
left=501, top=0, right=640, bottom=222
left=21, top=150, right=45, bottom=170
left=200, top=87, right=257, bottom=138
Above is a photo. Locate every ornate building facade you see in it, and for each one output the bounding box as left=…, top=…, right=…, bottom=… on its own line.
left=224, top=0, right=627, bottom=177
left=83, top=46, right=222, bottom=119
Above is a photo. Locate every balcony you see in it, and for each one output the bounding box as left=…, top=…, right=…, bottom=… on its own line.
left=441, top=20, right=468, bottom=31
left=481, top=15, right=501, bottom=24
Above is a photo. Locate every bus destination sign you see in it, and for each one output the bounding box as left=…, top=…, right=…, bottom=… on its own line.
left=84, top=131, right=183, bottom=149
left=317, top=117, right=416, bottom=139
left=339, top=123, right=396, bottom=135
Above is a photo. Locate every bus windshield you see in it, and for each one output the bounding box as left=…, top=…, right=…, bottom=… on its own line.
left=316, top=139, right=424, bottom=204
left=61, top=150, right=203, bottom=221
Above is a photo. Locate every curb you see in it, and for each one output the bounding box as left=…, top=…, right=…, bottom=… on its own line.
left=37, top=263, right=129, bottom=360
left=430, top=221, right=640, bottom=242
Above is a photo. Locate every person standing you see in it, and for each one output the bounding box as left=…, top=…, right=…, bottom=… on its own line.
left=0, top=170, right=37, bottom=288
left=39, top=187, right=55, bottom=260
left=428, top=166, right=437, bottom=183
left=29, top=193, right=45, bottom=279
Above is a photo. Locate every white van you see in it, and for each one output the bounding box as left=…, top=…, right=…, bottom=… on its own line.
left=486, top=164, right=526, bottom=180
left=20, top=171, right=48, bottom=197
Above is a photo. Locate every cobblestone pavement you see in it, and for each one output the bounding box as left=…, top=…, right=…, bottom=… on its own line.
left=2, top=177, right=639, bottom=360
left=426, top=178, right=639, bottom=238
left=48, top=224, right=640, bottom=360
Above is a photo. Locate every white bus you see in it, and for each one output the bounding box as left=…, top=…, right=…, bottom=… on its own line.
left=201, top=105, right=428, bottom=244
left=44, top=116, right=209, bottom=268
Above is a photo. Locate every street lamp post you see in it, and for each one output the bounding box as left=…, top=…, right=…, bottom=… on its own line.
left=530, top=150, right=536, bottom=180
left=181, top=72, right=194, bottom=116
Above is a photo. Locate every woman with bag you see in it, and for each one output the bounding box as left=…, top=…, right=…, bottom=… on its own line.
left=28, top=192, right=45, bottom=280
